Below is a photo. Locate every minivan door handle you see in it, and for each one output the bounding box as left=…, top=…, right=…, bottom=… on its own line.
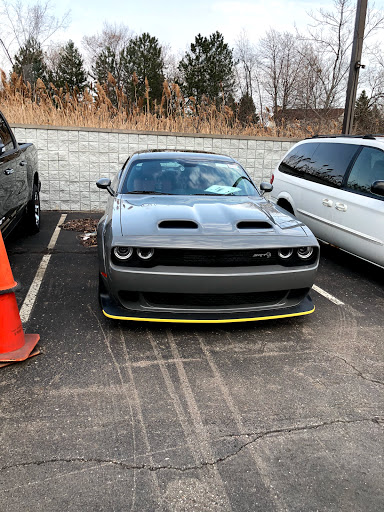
left=322, top=198, right=333, bottom=207
left=4, top=168, right=14, bottom=175
left=335, top=202, right=347, bottom=212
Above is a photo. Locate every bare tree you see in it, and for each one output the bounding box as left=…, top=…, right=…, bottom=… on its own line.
left=0, top=0, right=70, bottom=66
left=359, top=47, right=384, bottom=115
left=258, top=29, right=304, bottom=115
left=82, top=22, right=132, bottom=74
left=297, top=0, right=384, bottom=110
left=234, top=30, right=270, bottom=124
left=161, top=44, right=182, bottom=83
left=293, top=43, right=324, bottom=111
left=297, top=0, right=353, bottom=109
left=235, top=30, right=258, bottom=98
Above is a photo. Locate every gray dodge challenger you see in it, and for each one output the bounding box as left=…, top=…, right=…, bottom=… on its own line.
left=96, top=150, right=319, bottom=323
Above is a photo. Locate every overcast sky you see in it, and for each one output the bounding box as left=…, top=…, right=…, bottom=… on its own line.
left=1, top=0, right=384, bottom=69
left=58, top=0, right=384, bottom=51
left=59, top=0, right=338, bottom=52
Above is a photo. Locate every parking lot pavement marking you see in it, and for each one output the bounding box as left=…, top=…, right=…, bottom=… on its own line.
left=47, top=214, right=67, bottom=250
left=20, top=214, right=67, bottom=324
left=312, top=285, right=345, bottom=306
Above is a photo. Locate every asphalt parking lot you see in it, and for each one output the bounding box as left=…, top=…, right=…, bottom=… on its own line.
left=1, top=211, right=383, bottom=512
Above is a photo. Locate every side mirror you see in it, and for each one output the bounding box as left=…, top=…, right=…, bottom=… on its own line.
left=371, top=180, right=384, bottom=197
left=96, top=178, right=114, bottom=196
left=260, top=182, right=273, bottom=195
left=0, top=143, right=5, bottom=156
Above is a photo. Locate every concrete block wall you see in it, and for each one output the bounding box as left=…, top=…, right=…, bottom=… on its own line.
left=12, top=125, right=298, bottom=211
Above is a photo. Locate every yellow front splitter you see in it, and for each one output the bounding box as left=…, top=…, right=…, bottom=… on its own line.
left=102, top=306, right=315, bottom=324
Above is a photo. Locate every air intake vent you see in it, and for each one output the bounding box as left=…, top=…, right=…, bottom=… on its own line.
left=159, top=220, right=198, bottom=229
left=237, top=221, right=272, bottom=229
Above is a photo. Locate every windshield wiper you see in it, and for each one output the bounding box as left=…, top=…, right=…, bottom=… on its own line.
left=128, top=190, right=174, bottom=195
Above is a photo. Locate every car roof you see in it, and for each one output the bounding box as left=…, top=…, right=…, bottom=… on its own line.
left=129, top=150, right=235, bottom=163
left=305, top=134, right=384, bottom=145
left=297, top=135, right=384, bottom=150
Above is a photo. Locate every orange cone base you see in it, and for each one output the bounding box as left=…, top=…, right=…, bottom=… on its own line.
left=0, top=347, right=41, bottom=368
left=0, top=333, right=40, bottom=363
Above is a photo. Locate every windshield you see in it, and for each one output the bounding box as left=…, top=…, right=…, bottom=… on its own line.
left=121, top=158, right=259, bottom=196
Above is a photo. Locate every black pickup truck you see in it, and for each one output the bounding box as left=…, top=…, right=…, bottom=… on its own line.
left=0, top=110, right=40, bottom=238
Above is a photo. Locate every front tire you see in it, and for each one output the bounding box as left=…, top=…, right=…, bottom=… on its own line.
left=25, top=183, right=40, bottom=234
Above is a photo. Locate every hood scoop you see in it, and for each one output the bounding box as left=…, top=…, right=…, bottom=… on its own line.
left=237, top=221, right=272, bottom=229
left=159, top=220, right=199, bottom=229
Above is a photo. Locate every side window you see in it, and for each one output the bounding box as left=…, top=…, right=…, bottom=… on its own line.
left=279, top=142, right=359, bottom=187
left=0, top=117, right=15, bottom=154
left=279, top=142, right=319, bottom=178
left=310, top=143, right=359, bottom=187
left=346, top=146, right=384, bottom=197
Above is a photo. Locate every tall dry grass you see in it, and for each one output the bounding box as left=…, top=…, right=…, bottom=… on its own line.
left=0, top=71, right=342, bottom=137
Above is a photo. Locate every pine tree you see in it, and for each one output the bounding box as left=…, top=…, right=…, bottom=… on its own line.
left=93, top=46, right=122, bottom=87
left=178, top=32, right=235, bottom=105
left=120, top=33, right=164, bottom=105
left=354, top=90, right=372, bottom=133
left=53, top=40, right=88, bottom=91
left=238, top=93, right=259, bottom=126
left=92, top=46, right=123, bottom=105
left=13, top=37, right=48, bottom=86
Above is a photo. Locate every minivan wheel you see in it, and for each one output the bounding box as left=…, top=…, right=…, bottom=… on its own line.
left=26, top=183, right=40, bottom=234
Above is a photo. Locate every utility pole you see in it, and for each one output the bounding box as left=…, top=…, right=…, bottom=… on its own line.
left=342, top=0, right=368, bottom=134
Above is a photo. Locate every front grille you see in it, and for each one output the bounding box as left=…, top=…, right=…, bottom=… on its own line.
left=141, top=291, right=287, bottom=308
left=162, top=249, right=279, bottom=266
left=114, top=248, right=278, bottom=267
left=112, top=247, right=318, bottom=268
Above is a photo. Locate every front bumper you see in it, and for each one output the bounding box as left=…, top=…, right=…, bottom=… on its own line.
left=106, top=262, right=318, bottom=294
left=100, top=287, right=315, bottom=323
left=100, top=259, right=317, bottom=323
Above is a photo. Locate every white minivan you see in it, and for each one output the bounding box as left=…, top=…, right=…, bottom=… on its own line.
left=270, top=135, right=384, bottom=268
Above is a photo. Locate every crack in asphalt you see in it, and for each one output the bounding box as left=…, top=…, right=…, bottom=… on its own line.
left=1, top=417, right=382, bottom=475
left=219, top=416, right=384, bottom=439
left=327, top=352, right=384, bottom=387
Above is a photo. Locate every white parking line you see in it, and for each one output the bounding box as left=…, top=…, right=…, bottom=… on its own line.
left=20, top=214, right=67, bottom=324
left=312, top=285, right=345, bottom=306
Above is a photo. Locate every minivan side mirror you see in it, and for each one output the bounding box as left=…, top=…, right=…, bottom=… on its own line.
left=371, top=180, right=384, bottom=197
left=96, top=178, right=115, bottom=196
left=0, top=143, right=5, bottom=156
left=260, top=182, right=273, bottom=195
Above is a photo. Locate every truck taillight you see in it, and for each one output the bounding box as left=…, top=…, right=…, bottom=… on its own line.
left=270, top=173, right=274, bottom=185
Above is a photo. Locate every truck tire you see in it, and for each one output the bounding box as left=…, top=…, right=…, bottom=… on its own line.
left=25, top=183, right=40, bottom=234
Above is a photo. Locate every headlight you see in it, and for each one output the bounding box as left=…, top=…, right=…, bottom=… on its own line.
left=297, top=247, right=314, bottom=259
left=278, top=248, right=293, bottom=259
left=137, top=248, right=154, bottom=260
left=113, top=246, right=133, bottom=260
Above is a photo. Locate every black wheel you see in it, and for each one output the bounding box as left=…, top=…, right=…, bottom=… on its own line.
left=25, top=183, right=40, bottom=234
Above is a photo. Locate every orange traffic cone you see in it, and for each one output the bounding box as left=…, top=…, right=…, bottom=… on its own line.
left=0, top=232, right=40, bottom=367
left=0, top=230, right=17, bottom=293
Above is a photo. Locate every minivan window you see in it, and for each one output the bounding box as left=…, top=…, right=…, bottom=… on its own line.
left=279, top=142, right=359, bottom=187
left=346, top=146, right=384, bottom=197
left=279, top=142, right=319, bottom=178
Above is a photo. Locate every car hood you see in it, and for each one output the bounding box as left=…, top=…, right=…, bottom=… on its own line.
left=118, top=195, right=306, bottom=238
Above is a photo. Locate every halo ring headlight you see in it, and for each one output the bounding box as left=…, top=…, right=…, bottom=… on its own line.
left=113, top=246, right=133, bottom=260
left=278, top=248, right=293, bottom=259
left=297, top=247, right=314, bottom=259
left=137, top=247, right=155, bottom=260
